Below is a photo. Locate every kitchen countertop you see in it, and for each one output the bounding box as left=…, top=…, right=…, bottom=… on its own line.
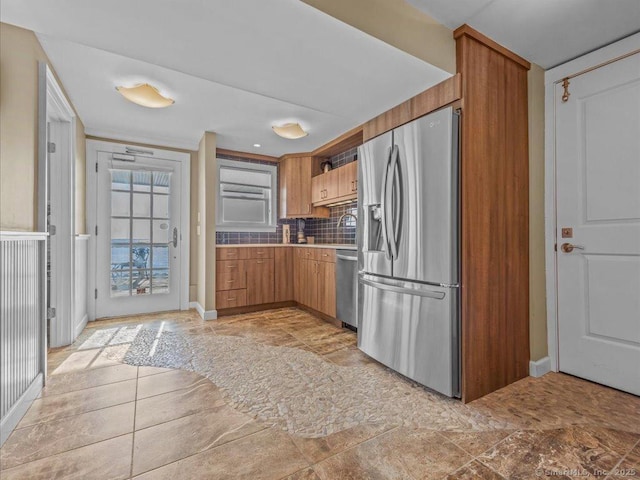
left=216, top=243, right=358, bottom=251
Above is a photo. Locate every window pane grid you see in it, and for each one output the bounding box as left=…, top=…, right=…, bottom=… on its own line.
left=110, top=169, right=171, bottom=297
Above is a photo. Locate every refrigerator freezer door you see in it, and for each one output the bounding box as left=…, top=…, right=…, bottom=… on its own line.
left=391, top=107, right=459, bottom=285
left=358, top=131, right=393, bottom=278
left=358, top=274, right=459, bottom=397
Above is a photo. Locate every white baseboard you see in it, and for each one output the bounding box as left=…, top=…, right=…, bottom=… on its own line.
left=188, top=301, right=199, bottom=309
left=193, top=302, right=217, bottom=321
left=529, top=356, right=551, bottom=377
left=75, top=313, right=89, bottom=338
left=1, top=373, right=43, bottom=446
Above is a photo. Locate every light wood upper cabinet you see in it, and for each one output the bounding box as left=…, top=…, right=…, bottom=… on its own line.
left=312, top=169, right=340, bottom=204
left=279, top=155, right=329, bottom=219
left=338, top=161, right=358, bottom=198
left=311, top=175, right=323, bottom=205
left=311, top=161, right=358, bottom=207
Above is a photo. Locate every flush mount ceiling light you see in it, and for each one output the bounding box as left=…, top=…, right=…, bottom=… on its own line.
left=116, top=83, right=174, bottom=108
left=272, top=123, right=308, bottom=139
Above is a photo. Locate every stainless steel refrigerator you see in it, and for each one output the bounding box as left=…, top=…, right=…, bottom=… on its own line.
left=357, top=106, right=460, bottom=397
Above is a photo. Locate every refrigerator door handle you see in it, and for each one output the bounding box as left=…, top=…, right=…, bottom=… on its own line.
left=384, top=145, right=399, bottom=260
left=380, top=146, right=393, bottom=260
left=360, top=277, right=446, bottom=300
left=389, top=145, right=401, bottom=260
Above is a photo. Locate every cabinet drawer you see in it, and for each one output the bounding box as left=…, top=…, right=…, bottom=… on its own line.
left=216, top=289, right=247, bottom=309
left=247, top=247, right=274, bottom=259
left=217, top=248, right=249, bottom=260
left=216, top=262, right=247, bottom=291
left=314, top=248, right=336, bottom=263
left=296, top=247, right=314, bottom=259
left=216, top=260, right=247, bottom=290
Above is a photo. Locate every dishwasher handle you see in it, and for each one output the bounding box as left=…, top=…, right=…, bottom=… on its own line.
left=336, top=254, right=357, bottom=261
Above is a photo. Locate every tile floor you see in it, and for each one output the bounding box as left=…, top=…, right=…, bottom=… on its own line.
left=1, top=308, right=639, bottom=479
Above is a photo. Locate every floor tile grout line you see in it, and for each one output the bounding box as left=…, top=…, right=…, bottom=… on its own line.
left=604, top=437, right=640, bottom=479
left=14, top=397, right=137, bottom=431
left=0, top=432, right=133, bottom=473
left=33, top=372, right=137, bottom=398
left=452, top=456, right=508, bottom=479
left=135, top=376, right=212, bottom=401
left=129, top=367, right=140, bottom=479
left=37, top=371, right=139, bottom=399
left=47, top=354, right=134, bottom=376
left=129, top=425, right=277, bottom=478
left=472, top=429, right=535, bottom=477
left=133, top=399, right=234, bottom=434
left=433, top=429, right=515, bottom=460
left=296, top=425, right=404, bottom=468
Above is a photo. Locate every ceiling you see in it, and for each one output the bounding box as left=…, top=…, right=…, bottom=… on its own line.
left=407, top=0, right=640, bottom=69
left=0, top=0, right=450, bottom=154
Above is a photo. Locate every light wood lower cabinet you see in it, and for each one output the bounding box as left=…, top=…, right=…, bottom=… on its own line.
left=294, top=248, right=336, bottom=317
left=246, top=258, right=274, bottom=305
left=216, top=289, right=247, bottom=309
left=216, top=246, right=336, bottom=317
left=216, top=260, right=247, bottom=291
left=317, top=261, right=336, bottom=317
left=216, top=247, right=291, bottom=309
left=274, top=247, right=293, bottom=302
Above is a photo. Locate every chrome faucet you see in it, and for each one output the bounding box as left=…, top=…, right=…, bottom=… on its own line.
left=337, top=212, right=357, bottom=228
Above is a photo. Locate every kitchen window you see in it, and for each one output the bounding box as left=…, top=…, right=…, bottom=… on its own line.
left=216, top=159, right=277, bottom=232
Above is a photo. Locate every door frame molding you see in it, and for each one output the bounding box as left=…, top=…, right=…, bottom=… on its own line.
left=38, top=62, right=78, bottom=348
left=86, top=139, right=191, bottom=320
left=543, top=33, right=640, bottom=372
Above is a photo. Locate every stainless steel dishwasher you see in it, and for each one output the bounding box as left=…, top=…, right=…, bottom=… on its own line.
left=336, top=249, right=358, bottom=330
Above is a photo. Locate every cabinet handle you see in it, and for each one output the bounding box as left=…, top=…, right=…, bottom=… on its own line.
left=226, top=280, right=235, bottom=283
left=226, top=265, right=236, bottom=269
left=257, top=260, right=265, bottom=264
left=227, top=297, right=236, bottom=301
left=308, top=203, right=311, bottom=213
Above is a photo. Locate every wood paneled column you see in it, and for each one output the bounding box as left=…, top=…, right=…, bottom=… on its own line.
left=455, top=25, right=531, bottom=402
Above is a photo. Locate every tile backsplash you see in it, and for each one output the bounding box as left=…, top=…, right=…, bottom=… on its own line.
left=215, top=148, right=358, bottom=245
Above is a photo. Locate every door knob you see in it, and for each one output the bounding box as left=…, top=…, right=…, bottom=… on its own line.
left=561, top=243, right=585, bottom=253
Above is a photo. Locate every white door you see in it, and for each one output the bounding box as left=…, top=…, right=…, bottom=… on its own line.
left=95, top=152, right=182, bottom=318
left=47, top=120, right=76, bottom=347
left=556, top=52, right=640, bottom=395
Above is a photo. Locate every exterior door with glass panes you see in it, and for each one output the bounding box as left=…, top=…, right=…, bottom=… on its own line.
left=95, top=153, right=181, bottom=318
